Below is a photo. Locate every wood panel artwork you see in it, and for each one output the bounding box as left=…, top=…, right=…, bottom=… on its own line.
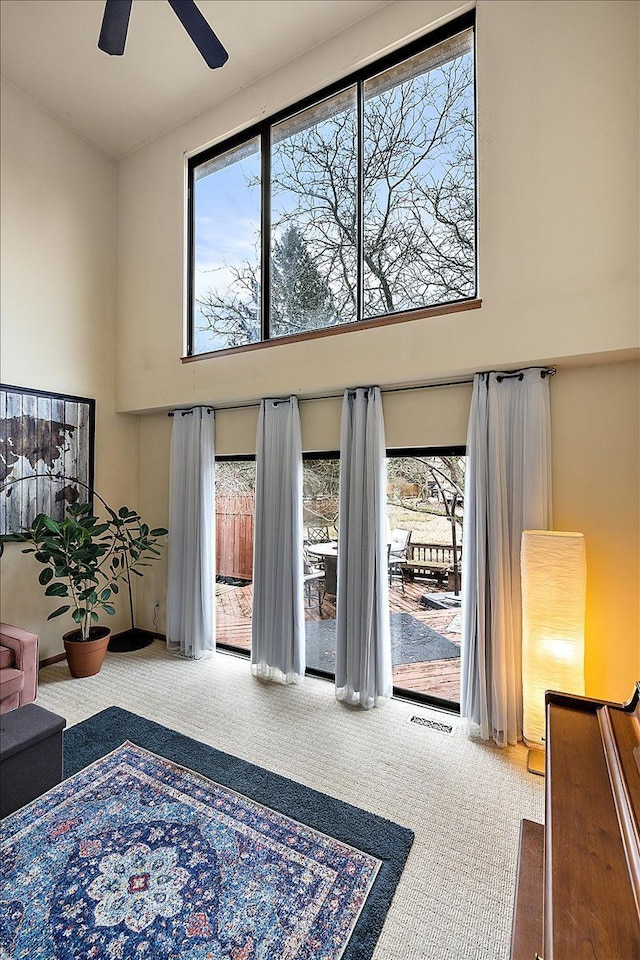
left=0, top=384, right=95, bottom=536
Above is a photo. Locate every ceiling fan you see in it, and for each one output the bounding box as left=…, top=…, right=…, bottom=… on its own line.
left=98, top=0, right=229, bottom=69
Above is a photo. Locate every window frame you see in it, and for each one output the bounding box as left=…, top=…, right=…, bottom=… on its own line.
left=187, top=8, right=477, bottom=358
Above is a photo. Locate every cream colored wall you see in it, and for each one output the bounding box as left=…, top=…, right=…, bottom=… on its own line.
left=115, top=0, right=639, bottom=413
left=0, top=79, right=139, bottom=660
left=134, top=362, right=640, bottom=703
left=551, top=360, right=640, bottom=702
left=122, top=0, right=639, bottom=695
left=1, top=1, right=638, bottom=693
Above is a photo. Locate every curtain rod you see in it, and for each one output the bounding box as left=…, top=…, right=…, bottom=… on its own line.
left=169, top=406, right=214, bottom=417
left=167, top=366, right=556, bottom=415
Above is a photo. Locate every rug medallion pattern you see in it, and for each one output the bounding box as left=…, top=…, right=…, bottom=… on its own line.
left=0, top=742, right=380, bottom=959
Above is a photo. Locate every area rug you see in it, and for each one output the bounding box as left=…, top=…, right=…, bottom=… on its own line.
left=1, top=707, right=414, bottom=960
left=305, top=612, right=461, bottom=672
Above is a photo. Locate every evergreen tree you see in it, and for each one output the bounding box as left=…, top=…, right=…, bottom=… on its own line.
left=271, top=225, right=337, bottom=335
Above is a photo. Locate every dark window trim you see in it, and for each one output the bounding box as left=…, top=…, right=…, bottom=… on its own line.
left=215, top=453, right=256, bottom=462
left=188, top=9, right=476, bottom=358
left=215, top=446, right=465, bottom=462
left=215, top=451, right=343, bottom=462
left=386, top=445, right=466, bottom=458
left=303, top=450, right=340, bottom=462
left=261, top=129, right=271, bottom=343
left=392, top=687, right=460, bottom=714
left=216, top=452, right=343, bottom=461
left=186, top=174, right=195, bottom=356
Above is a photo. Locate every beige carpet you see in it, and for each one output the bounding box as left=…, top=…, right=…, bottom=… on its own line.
left=36, top=643, right=544, bottom=960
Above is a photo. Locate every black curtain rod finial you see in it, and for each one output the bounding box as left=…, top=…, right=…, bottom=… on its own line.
left=495, top=366, right=556, bottom=383
left=168, top=406, right=214, bottom=417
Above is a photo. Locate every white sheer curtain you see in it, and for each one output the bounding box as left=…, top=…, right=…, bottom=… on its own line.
left=166, top=407, right=216, bottom=659
left=251, top=397, right=305, bottom=684
left=335, top=387, right=392, bottom=709
left=461, top=369, right=552, bottom=745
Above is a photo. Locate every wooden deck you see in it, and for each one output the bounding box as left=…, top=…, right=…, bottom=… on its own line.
left=216, top=578, right=461, bottom=704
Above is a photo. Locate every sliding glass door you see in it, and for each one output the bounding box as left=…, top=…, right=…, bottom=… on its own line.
left=214, top=455, right=341, bottom=662
left=386, top=450, right=465, bottom=708
left=215, top=458, right=255, bottom=655
left=215, top=448, right=464, bottom=710
left=302, top=456, right=340, bottom=677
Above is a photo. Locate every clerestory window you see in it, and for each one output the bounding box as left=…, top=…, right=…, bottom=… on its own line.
left=188, top=11, right=476, bottom=357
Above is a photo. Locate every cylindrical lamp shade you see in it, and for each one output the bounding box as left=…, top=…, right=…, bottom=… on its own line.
left=521, top=530, right=586, bottom=748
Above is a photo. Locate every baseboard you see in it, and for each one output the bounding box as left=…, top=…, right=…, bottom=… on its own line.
left=39, top=653, right=67, bottom=668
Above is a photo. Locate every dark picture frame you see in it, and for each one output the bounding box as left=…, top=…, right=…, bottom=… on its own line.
left=0, top=384, right=96, bottom=536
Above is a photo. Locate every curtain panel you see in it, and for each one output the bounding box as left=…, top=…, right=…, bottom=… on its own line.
left=166, top=407, right=216, bottom=659
left=335, top=387, right=392, bottom=709
left=461, top=369, right=552, bottom=745
left=251, top=397, right=305, bottom=684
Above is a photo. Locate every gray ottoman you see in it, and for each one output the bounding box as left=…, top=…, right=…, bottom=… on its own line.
left=0, top=703, right=66, bottom=818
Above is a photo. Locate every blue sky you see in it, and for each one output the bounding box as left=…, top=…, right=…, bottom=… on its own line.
left=193, top=140, right=262, bottom=352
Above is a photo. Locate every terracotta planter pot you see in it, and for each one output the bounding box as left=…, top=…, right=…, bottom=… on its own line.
left=63, top=626, right=110, bottom=678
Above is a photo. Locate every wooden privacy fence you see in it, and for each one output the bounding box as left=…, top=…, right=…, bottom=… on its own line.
left=216, top=495, right=254, bottom=581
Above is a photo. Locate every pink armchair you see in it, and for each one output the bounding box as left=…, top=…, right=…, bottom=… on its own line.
left=0, top=623, right=38, bottom=714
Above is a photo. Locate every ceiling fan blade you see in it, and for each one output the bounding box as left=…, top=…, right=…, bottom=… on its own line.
left=167, top=0, right=229, bottom=69
left=98, top=0, right=133, bottom=56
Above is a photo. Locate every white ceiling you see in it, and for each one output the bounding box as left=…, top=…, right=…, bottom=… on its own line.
left=0, top=0, right=388, bottom=160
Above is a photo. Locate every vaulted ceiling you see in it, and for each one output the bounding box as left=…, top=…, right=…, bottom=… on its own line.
left=0, top=0, right=388, bottom=159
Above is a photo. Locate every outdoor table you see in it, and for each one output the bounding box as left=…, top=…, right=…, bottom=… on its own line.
left=306, top=542, right=338, bottom=595
left=305, top=542, right=338, bottom=559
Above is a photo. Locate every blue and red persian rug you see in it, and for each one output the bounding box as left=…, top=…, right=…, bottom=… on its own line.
left=0, top=708, right=414, bottom=960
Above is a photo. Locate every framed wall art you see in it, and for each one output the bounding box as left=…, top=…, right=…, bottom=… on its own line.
left=0, top=384, right=96, bottom=536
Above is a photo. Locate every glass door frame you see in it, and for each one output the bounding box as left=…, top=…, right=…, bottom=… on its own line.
left=386, top=445, right=465, bottom=714
left=214, top=447, right=465, bottom=714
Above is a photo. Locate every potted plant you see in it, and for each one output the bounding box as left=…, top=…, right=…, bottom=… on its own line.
left=18, top=501, right=167, bottom=678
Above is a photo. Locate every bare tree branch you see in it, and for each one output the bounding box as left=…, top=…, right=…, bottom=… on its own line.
left=195, top=49, right=475, bottom=346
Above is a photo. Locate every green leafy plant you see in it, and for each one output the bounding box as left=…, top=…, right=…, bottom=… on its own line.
left=18, top=502, right=168, bottom=642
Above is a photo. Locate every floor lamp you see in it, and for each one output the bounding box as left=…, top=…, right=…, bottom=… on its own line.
left=521, top=530, right=586, bottom=776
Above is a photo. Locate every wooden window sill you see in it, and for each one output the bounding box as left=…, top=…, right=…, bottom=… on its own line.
left=182, top=297, right=482, bottom=363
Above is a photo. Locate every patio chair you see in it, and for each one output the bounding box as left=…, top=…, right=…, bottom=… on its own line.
left=303, top=550, right=324, bottom=614
left=388, top=528, right=411, bottom=593
left=305, top=525, right=331, bottom=544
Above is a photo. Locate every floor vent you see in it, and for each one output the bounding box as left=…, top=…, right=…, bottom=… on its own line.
left=409, top=715, right=454, bottom=735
